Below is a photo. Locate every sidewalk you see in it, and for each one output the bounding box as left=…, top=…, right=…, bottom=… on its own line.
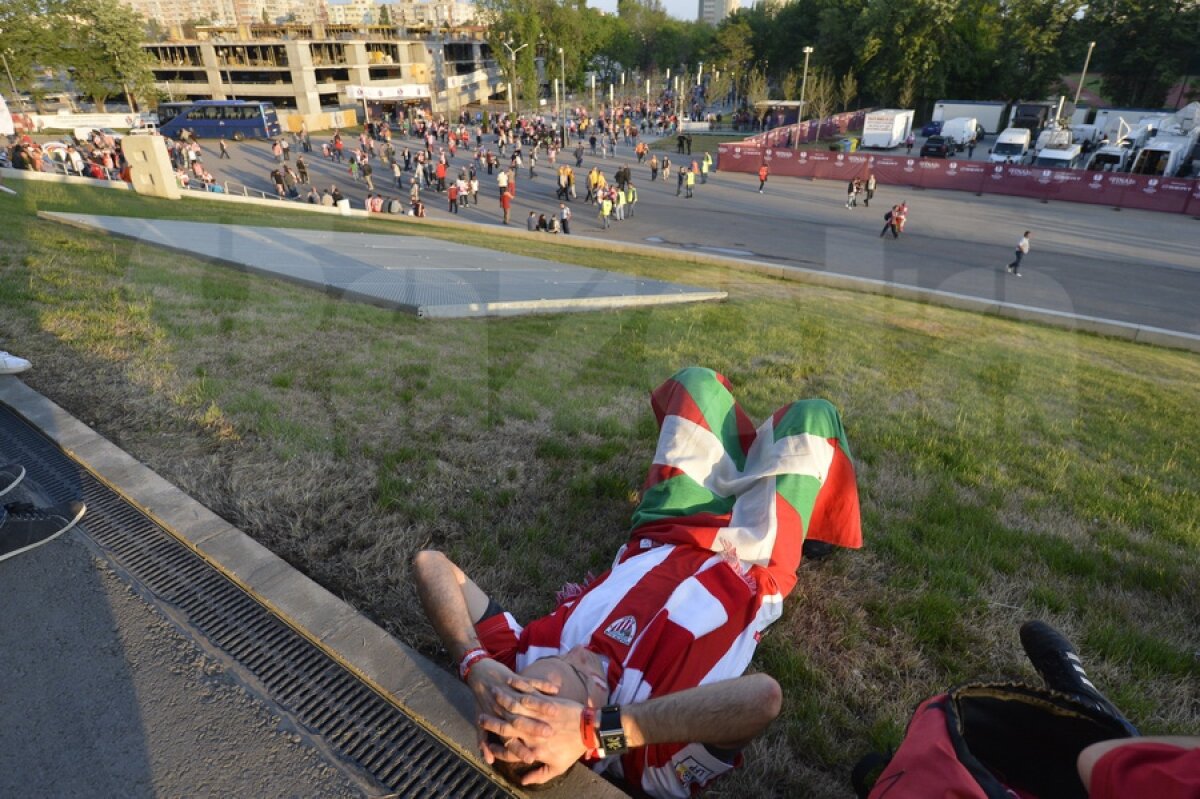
left=0, top=375, right=625, bottom=799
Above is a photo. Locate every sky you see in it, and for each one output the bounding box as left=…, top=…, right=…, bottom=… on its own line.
left=586, top=0, right=702, bottom=22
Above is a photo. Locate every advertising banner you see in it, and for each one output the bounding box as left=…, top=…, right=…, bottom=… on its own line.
left=1118, top=175, right=1194, bottom=214
left=722, top=133, right=1199, bottom=215
left=717, top=143, right=763, bottom=173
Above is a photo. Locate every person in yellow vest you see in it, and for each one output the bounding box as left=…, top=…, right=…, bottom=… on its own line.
left=701, top=152, right=712, bottom=184
left=600, top=192, right=613, bottom=228
left=685, top=167, right=696, bottom=198
left=587, top=167, right=600, bottom=203
left=627, top=182, right=638, bottom=218
left=615, top=186, right=627, bottom=220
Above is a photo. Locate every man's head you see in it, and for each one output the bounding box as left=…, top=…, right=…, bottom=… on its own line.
left=489, top=646, right=610, bottom=788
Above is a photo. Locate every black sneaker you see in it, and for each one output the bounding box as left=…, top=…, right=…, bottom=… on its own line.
left=0, top=500, right=86, bottom=562
left=0, top=464, right=25, bottom=498
left=1019, top=620, right=1138, bottom=735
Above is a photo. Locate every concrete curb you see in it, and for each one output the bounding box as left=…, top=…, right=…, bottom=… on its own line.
left=0, top=375, right=625, bottom=799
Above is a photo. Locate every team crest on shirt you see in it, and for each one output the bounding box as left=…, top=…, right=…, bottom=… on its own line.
left=603, top=615, right=637, bottom=646
left=674, top=756, right=715, bottom=787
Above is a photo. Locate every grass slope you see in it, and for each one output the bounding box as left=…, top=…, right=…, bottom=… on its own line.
left=2, top=181, right=1197, bottom=797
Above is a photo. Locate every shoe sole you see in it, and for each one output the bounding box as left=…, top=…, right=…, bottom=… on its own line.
left=0, top=502, right=86, bottom=563
left=0, top=464, right=26, bottom=498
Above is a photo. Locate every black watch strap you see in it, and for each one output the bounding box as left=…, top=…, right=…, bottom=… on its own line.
left=598, top=705, right=627, bottom=755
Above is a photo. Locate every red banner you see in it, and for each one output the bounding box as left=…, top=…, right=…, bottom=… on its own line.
left=719, top=134, right=1200, bottom=215
left=717, top=143, right=763, bottom=173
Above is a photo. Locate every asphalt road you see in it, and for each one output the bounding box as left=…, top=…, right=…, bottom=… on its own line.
left=0, top=526, right=372, bottom=798
left=64, top=129, right=1200, bottom=337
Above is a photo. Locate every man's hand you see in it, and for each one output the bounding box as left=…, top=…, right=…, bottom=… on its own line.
left=468, top=660, right=558, bottom=764
left=478, top=686, right=589, bottom=785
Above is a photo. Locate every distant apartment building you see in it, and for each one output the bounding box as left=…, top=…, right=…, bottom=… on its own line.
left=124, top=0, right=475, bottom=28
left=142, top=21, right=501, bottom=118
left=697, top=0, right=739, bottom=25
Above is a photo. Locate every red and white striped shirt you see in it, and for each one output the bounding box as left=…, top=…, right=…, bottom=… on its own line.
left=477, top=541, right=773, bottom=797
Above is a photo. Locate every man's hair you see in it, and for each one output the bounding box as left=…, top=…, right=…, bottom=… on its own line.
left=487, top=733, right=571, bottom=792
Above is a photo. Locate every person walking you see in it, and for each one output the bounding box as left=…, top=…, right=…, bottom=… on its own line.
left=296, top=156, right=308, bottom=185
left=559, top=203, right=572, bottom=235
left=600, top=193, right=613, bottom=228
left=676, top=166, right=686, bottom=197
left=701, top=151, right=712, bottom=183
left=758, top=163, right=769, bottom=193
left=880, top=205, right=900, bottom=239
left=846, top=179, right=858, bottom=208
left=500, top=188, right=513, bottom=225
left=864, top=173, right=877, bottom=207
left=218, top=139, right=230, bottom=159
left=1007, top=231, right=1031, bottom=276
left=685, top=166, right=696, bottom=198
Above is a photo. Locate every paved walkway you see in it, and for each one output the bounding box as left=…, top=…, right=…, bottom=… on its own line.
left=45, top=213, right=725, bottom=318
left=0, top=376, right=625, bottom=799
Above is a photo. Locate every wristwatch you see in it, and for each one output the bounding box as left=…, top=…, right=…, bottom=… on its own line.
left=598, top=705, right=627, bottom=756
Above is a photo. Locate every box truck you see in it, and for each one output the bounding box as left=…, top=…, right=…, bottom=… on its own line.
left=940, top=117, right=980, bottom=149
left=861, top=109, right=915, bottom=149
left=930, top=100, right=1007, bottom=135
left=1086, top=143, right=1136, bottom=172
left=988, top=127, right=1032, bottom=163
left=1011, top=102, right=1056, bottom=135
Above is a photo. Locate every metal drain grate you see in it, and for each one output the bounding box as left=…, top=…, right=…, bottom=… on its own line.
left=0, top=403, right=515, bottom=799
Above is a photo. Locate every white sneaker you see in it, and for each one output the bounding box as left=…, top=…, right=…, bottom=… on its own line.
left=0, top=351, right=31, bottom=375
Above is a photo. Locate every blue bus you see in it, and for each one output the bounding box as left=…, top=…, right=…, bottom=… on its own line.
left=158, top=100, right=283, bottom=140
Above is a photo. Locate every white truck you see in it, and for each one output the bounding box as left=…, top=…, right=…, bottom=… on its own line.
left=861, top=109, right=915, bottom=149
left=1032, top=142, right=1083, bottom=169
left=1127, top=102, right=1200, bottom=177
left=988, top=127, right=1032, bottom=163
left=931, top=100, right=1007, bottom=135
left=1086, top=143, right=1136, bottom=172
left=940, top=117, right=981, bottom=150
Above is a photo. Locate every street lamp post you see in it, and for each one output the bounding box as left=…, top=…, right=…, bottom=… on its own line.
left=1072, top=41, right=1096, bottom=109
left=557, top=46, right=566, bottom=145
left=501, top=39, right=529, bottom=118
left=798, top=46, right=813, bottom=142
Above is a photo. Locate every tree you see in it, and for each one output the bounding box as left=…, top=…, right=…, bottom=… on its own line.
left=743, top=68, right=768, bottom=109
left=1082, top=0, right=1199, bottom=108
left=838, top=71, right=858, bottom=111
left=780, top=69, right=800, bottom=101
left=706, top=68, right=732, bottom=109
left=379, top=4, right=391, bottom=26
left=805, top=67, right=836, bottom=121
left=59, top=0, right=157, bottom=111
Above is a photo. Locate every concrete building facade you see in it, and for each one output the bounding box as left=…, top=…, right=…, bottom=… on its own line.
left=143, top=22, right=502, bottom=120
left=697, top=0, right=739, bottom=25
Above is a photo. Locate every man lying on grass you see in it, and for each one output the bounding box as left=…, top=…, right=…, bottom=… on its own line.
left=415, top=367, right=863, bottom=797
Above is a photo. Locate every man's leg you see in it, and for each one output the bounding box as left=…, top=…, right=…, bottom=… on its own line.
left=631, top=367, right=861, bottom=600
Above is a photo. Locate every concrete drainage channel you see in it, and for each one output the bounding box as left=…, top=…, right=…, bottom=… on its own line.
left=0, top=402, right=517, bottom=799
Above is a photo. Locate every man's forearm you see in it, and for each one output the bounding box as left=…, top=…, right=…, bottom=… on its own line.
left=620, top=673, right=782, bottom=749
left=412, top=550, right=483, bottom=663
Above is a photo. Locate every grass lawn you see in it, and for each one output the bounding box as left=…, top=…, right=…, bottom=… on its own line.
left=2, top=181, right=1198, bottom=797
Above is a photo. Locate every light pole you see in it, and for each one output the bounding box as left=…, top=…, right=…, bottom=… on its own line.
left=501, top=38, right=529, bottom=118
left=557, top=46, right=566, bottom=144
left=1072, top=41, right=1096, bottom=109
left=0, top=28, right=28, bottom=113
left=798, top=46, right=813, bottom=141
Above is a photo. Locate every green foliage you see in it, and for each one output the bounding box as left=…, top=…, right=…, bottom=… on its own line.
left=0, top=0, right=155, bottom=110
left=1083, top=0, right=1200, bottom=108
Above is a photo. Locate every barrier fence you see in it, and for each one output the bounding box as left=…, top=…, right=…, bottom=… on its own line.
left=740, top=110, right=870, bottom=149
left=717, top=142, right=1200, bottom=216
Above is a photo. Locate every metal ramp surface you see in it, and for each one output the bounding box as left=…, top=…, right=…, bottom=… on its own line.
left=42, top=213, right=728, bottom=318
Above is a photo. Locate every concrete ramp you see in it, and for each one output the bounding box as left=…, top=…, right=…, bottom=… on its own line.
left=43, top=213, right=726, bottom=318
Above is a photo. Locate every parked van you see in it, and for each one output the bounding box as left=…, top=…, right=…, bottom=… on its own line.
left=940, top=117, right=980, bottom=149
left=1031, top=143, right=1083, bottom=169
left=988, top=127, right=1032, bottom=163
left=861, top=109, right=915, bottom=149
left=1086, top=144, right=1135, bottom=172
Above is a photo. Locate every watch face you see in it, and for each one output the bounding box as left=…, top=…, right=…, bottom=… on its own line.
left=603, top=736, right=625, bottom=754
